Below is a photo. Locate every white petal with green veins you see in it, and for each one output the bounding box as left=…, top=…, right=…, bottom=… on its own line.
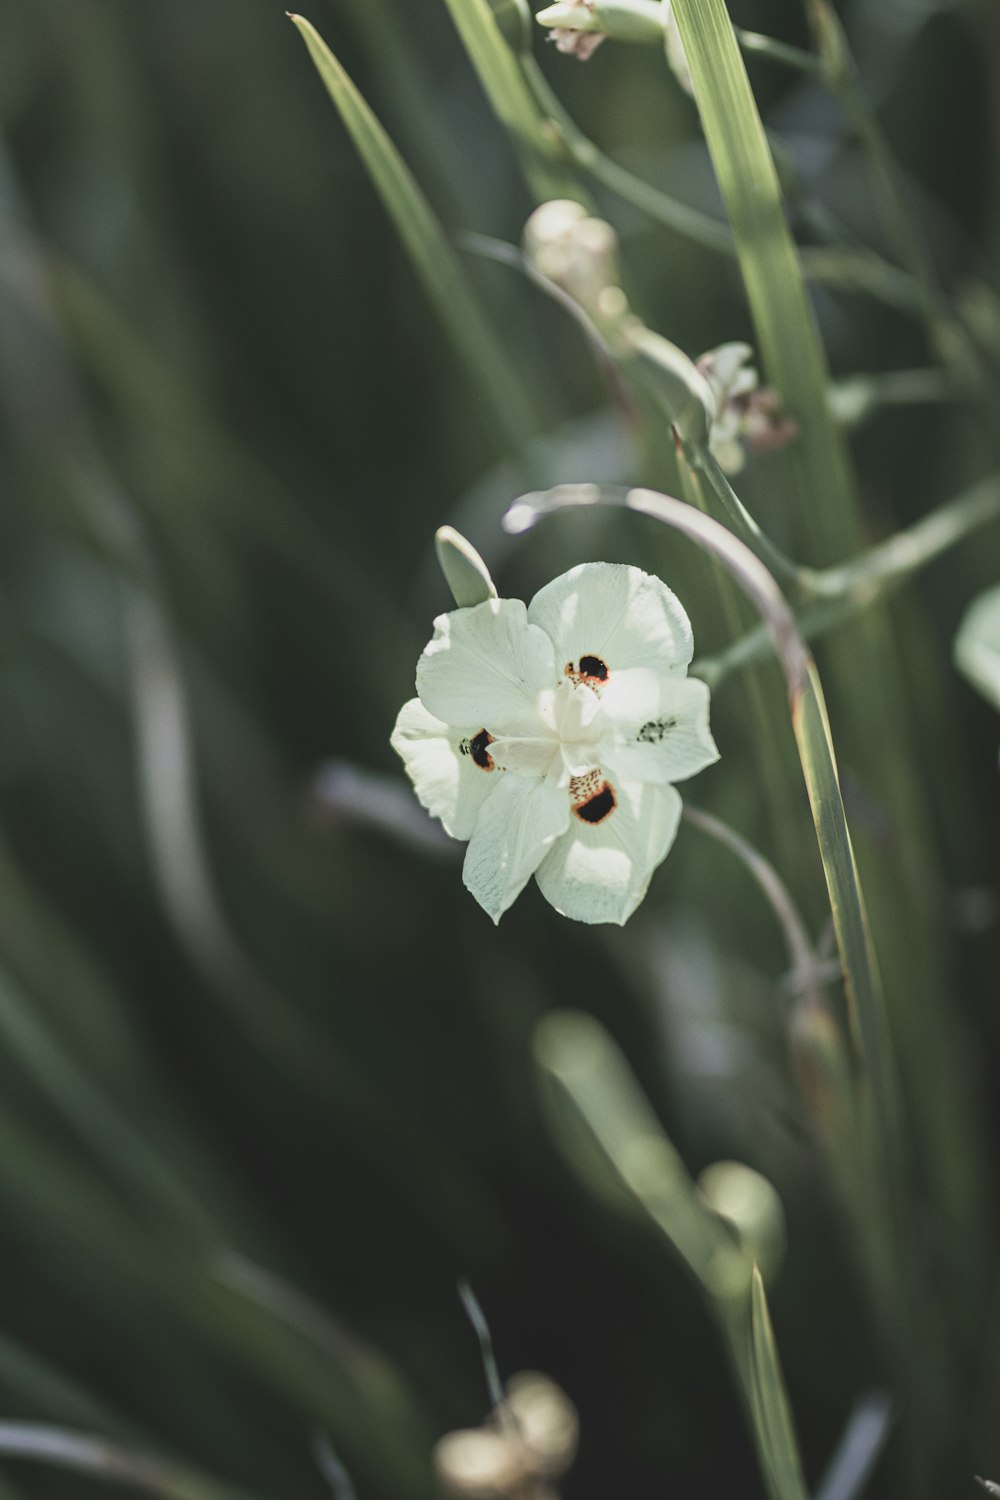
left=602, top=676, right=719, bottom=784
left=416, top=598, right=556, bottom=729
left=535, top=780, right=683, bottom=925
left=463, top=775, right=571, bottom=923
left=528, top=562, right=693, bottom=679
left=390, top=699, right=501, bottom=840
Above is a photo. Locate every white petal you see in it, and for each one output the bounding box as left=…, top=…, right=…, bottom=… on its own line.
left=390, top=698, right=501, bottom=840
left=463, top=775, right=570, bottom=924
left=527, top=563, right=693, bottom=687
left=710, top=342, right=754, bottom=395
left=416, top=598, right=556, bottom=729
left=535, top=780, right=682, bottom=925
left=601, top=676, right=719, bottom=785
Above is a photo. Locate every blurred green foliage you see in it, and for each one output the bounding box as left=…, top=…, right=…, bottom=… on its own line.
left=1, top=2, right=1000, bottom=1498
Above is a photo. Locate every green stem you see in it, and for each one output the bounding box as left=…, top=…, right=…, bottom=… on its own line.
left=507, top=484, right=906, bottom=1299
left=697, top=474, right=1000, bottom=685
left=520, top=55, right=734, bottom=254
left=682, top=804, right=825, bottom=1001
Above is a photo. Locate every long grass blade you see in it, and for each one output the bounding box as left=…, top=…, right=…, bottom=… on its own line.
left=748, top=1269, right=810, bottom=1500
left=289, top=15, right=535, bottom=456
left=667, top=0, right=860, bottom=563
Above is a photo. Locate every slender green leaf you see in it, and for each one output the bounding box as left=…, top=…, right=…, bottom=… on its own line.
left=533, top=1010, right=742, bottom=1296
left=506, top=483, right=905, bottom=1302
left=748, top=1269, right=810, bottom=1500
left=289, top=15, right=535, bottom=455
left=667, top=0, right=861, bottom=564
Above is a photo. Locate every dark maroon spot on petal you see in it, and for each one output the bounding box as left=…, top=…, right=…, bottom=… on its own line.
left=469, top=729, right=496, bottom=771
left=564, top=655, right=611, bottom=689
left=578, top=654, right=609, bottom=681
left=574, top=781, right=617, bottom=824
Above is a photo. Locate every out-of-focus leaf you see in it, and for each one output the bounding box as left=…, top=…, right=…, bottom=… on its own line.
left=289, top=15, right=535, bottom=456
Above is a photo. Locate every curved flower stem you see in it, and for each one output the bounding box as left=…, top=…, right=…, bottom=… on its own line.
left=735, top=28, right=823, bottom=76
left=695, top=455, right=1000, bottom=604
left=0, top=1422, right=266, bottom=1500
left=521, top=50, right=931, bottom=326
left=689, top=447, right=824, bottom=596
left=697, top=474, right=1000, bottom=686
left=506, top=482, right=907, bottom=1327
left=681, top=803, right=827, bottom=1003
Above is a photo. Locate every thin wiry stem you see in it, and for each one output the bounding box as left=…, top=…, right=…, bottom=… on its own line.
left=682, top=804, right=827, bottom=1002
left=697, top=475, right=1000, bottom=687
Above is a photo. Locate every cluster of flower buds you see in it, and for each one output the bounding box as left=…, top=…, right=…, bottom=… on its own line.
left=434, top=1372, right=579, bottom=1499
left=522, top=198, right=626, bottom=326
left=696, top=342, right=799, bottom=475
left=522, top=205, right=796, bottom=472
left=535, top=0, right=694, bottom=91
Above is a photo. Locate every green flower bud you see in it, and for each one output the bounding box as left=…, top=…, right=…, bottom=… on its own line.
left=698, top=1160, right=787, bottom=1283
left=435, top=526, right=498, bottom=609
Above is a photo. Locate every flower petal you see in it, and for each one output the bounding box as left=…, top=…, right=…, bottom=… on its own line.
left=416, top=598, right=556, bottom=729
left=527, top=562, right=693, bottom=685
left=390, top=698, right=501, bottom=840
left=463, top=775, right=570, bottom=923
left=535, top=780, right=682, bottom=925
left=601, top=676, right=719, bottom=785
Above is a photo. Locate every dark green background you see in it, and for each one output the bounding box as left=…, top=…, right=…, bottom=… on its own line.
left=1, top=2, right=999, bottom=1497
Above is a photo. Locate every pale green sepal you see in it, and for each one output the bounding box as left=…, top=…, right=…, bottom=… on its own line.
left=955, top=584, right=1000, bottom=715
left=435, top=526, right=498, bottom=608
left=626, top=325, right=715, bottom=448
left=536, top=0, right=665, bottom=43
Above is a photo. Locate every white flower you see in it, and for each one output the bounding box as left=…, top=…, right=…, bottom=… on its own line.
left=391, top=562, right=719, bottom=925
left=696, top=342, right=798, bottom=475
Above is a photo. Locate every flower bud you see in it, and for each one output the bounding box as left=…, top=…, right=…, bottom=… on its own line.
left=695, top=343, right=797, bottom=474
left=434, top=1430, right=528, bottom=1498
left=698, top=1160, right=786, bottom=1282
left=435, top=526, right=498, bottom=608
left=523, top=200, right=623, bottom=320
left=503, top=1372, right=579, bottom=1478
